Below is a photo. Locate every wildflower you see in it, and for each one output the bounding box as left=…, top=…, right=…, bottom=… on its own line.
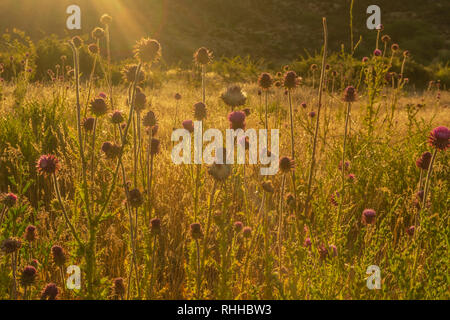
left=308, top=111, right=316, bottom=118
left=190, top=223, right=203, bottom=239
left=362, top=209, right=376, bottom=225
left=279, top=157, right=294, bottom=173
left=318, top=244, right=328, bottom=260
left=347, top=173, right=356, bottom=182
left=41, top=283, right=59, bottom=300
left=234, top=221, right=243, bottom=233
left=258, top=72, right=273, bottom=89
left=1, top=192, right=17, bottom=207
left=403, top=50, right=410, bottom=58
left=329, top=244, right=338, bottom=257
left=174, top=93, right=182, bottom=100
left=261, top=180, right=274, bottom=193
left=90, top=97, right=108, bottom=117
left=391, top=43, right=399, bottom=52
left=301, top=102, right=307, bottom=108
left=376, top=24, right=384, bottom=31
left=243, top=226, right=252, bottom=239
left=92, top=27, right=105, bottom=40
left=36, top=155, right=60, bottom=176
left=1, top=238, right=21, bottom=254
left=193, top=102, right=207, bottom=121
left=373, top=49, right=382, bottom=57
left=243, top=108, right=251, bottom=116
left=182, top=120, right=194, bottom=133
left=416, top=152, right=432, bottom=170
left=428, top=126, right=449, bottom=151
left=274, top=81, right=282, bottom=88
left=330, top=191, right=340, bottom=206
left=112, top=278, right=125, bottom=298
left=24, top=225, right=37, bottom=242
left=304, top=237, right=312, bottom=248
left=338, top=160, right=351, bottom=172
left=194, top=47, right=212, bottom=65
left=150, top=218, right=161, bottom=235
left=111, top=110, right=124, bottom=124
left=121, top=64, right=145, bottom=83
left=228, top=111, right=246, bottom=130
left=51, top=245, right=66, bottom=266
left=362, top=57, right=369, bottom=63
left=30, top=259, right=39, bottom=269
left=406, top=226, right=415, bottom=237
left=134, top=38, right=162, bottom=63
left=310, top=64, right=318, bottom=71
left=142, top=110, right=157, bottom=127
left=221, top=85, right=247, bottom=109
left=82, top=117, right=96, bottom=131
left=20, top=266, right=37, bottom=287
left=283, top=71, right=299, bottom=89
left=100, top=14, right=112, bottom=25
left=128, top=189, right=143, bottom=208
left=343, top=86, right=357, bottom=102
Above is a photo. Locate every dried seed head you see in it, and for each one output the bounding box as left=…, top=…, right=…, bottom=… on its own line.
left=193, top=102, right=207, bottom=121
left=20, top=266, right=37, bottom=287
left=82, top=117, right=96, bottom=131
left=112, top=278, right=125, bottom=297
left=150, top=218, right=161, bottom=235
left=343, top=86, right=357, bottom=102
left=190, top=223, right=203, bottom=239
left=381, top=35, right=391, bottom=43
left=92, top=27, right=105, bottom=40
left=310, top=64, right=318, bottom=71
left=143, top=110, right=157, bottom=127
left=134, top=91, right=147, bottom=112
left=41, top=283, right=59, bottom=300
left=283, top=71, right=298, bottom=89
left=208, top=162, right=232, bottom=182
left=121, top=64, right=145, bottom=83
left=415, top=152, right=432, bottom=170
left=1, top=238, right=21, bottom=254
left=391, top=43, right=399, bottom=52
left=51, top=245, right=66, bottom=266
left=174, top=93, right=182, bottom=100
left=90, top=98, right=108, bottom=117
left=24, top=225, right=37, bottom=242
left=261, top=180, right=274, bottom=193
left=258, top=72, right=273, bottom=89
left=88, top=43, right=99, bottom=55
left=71, top=36, right=83, bottom=48
left=36, top=154, right=60, bottom=176
left=194, top=47, right=213, bottom=65
left=100, top=14, right=112, bottom=25
left=128, top=189, right=143, bottom=208
left=373, top=49, right=382, bottom=57
left=101, top=142, right=121, bottom=159
left=111, top=110, right=124, bottom=124
left=149, top=138, right=161, bottom=156
left=134, top=38, right=162, bottom=63
left=1, top=192, right=17, bottom=207
left=221, top=85, right=247, bottom=108
left=279, top=157, right=294, bottom=173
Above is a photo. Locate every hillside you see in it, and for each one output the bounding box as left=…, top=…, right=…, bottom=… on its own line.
left=0, top=0, right=449, bottom=65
